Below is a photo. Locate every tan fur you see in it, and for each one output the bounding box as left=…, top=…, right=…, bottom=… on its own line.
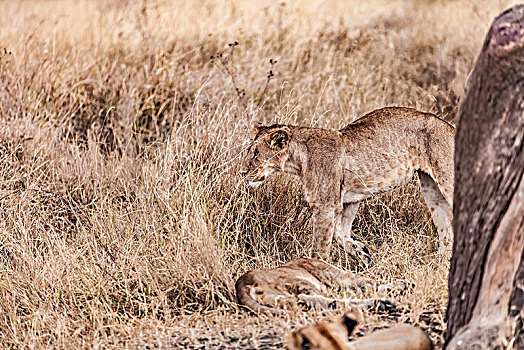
left=287, top=312, right=434, bottom=350
left=241, top=107, right=455, bottom=264
left=235, top=258, right=404, bottom=313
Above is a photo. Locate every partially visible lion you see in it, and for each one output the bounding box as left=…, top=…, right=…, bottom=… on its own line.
left=235, top=258, right=404, bottom=313
left=288, top=312, right=433, bottom=350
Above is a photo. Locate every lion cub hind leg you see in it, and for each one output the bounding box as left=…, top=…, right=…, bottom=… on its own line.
left=290, top=259, right=398, bottom=312
left=335, top=202, right=374, bottom=268
left=333, top=297, right=397, bottom=312
left=418, top=172, right=453, bottom=257
left=296, top=293, right=396, bottom=312
left=288, top=258, right=373, bottom=291
left=289, top=258, right=406, bottom=296
left=297, top=293, right=338, bottom=310
left=377, top=280, right=409, bottom=294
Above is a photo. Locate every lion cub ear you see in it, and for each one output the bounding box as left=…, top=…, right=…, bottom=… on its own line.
left=267, top=128, right=289, bottom=149
left=253, top=122, right=264, bottom=136
left=341, top=313, right=359, bottom=337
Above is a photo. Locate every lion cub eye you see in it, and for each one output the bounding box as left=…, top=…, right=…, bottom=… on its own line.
left=253, top=148, right=259, bottom=159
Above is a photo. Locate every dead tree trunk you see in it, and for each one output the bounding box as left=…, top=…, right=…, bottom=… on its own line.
left=445, top=5, right=524, bottom=349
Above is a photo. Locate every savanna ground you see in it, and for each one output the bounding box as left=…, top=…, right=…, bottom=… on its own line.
left=0, top=0, right=520, bottom=349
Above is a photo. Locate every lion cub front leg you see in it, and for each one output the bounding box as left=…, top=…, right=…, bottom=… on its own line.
left=310, top=205, right=338, bottom=260
left=334, top=202, right=373, bottom=268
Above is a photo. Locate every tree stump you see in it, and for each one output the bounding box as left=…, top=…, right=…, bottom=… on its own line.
left=445, top=5, right=524, bottom=349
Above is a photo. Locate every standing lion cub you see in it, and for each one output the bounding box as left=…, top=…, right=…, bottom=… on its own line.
left=241, top=107, right=454, bottom=266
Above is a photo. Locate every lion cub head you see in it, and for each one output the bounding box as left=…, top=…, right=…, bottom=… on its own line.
left=241, top=124, right=290, bottom=187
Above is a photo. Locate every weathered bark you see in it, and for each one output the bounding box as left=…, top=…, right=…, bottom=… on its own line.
left=445, top=5, right=524, bottom=350
left=509, top=247, right=524, bottom=349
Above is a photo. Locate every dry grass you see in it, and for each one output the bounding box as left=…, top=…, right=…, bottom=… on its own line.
left=0, top=0, right=520, bottom=348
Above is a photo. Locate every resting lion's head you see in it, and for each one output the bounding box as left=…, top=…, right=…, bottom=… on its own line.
left=241, top=124, right=290, bottom=187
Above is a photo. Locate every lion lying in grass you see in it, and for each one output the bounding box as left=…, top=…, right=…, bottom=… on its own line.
left=288, top=312, right=433, bottom=350
left=235, top=258, right=405, bottom=313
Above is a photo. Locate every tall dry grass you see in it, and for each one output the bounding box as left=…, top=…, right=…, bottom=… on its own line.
left=0, top=0, right=520, bottom=348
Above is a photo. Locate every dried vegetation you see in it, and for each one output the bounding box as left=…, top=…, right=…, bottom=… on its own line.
left=0, top=0, right=519, bottom=348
